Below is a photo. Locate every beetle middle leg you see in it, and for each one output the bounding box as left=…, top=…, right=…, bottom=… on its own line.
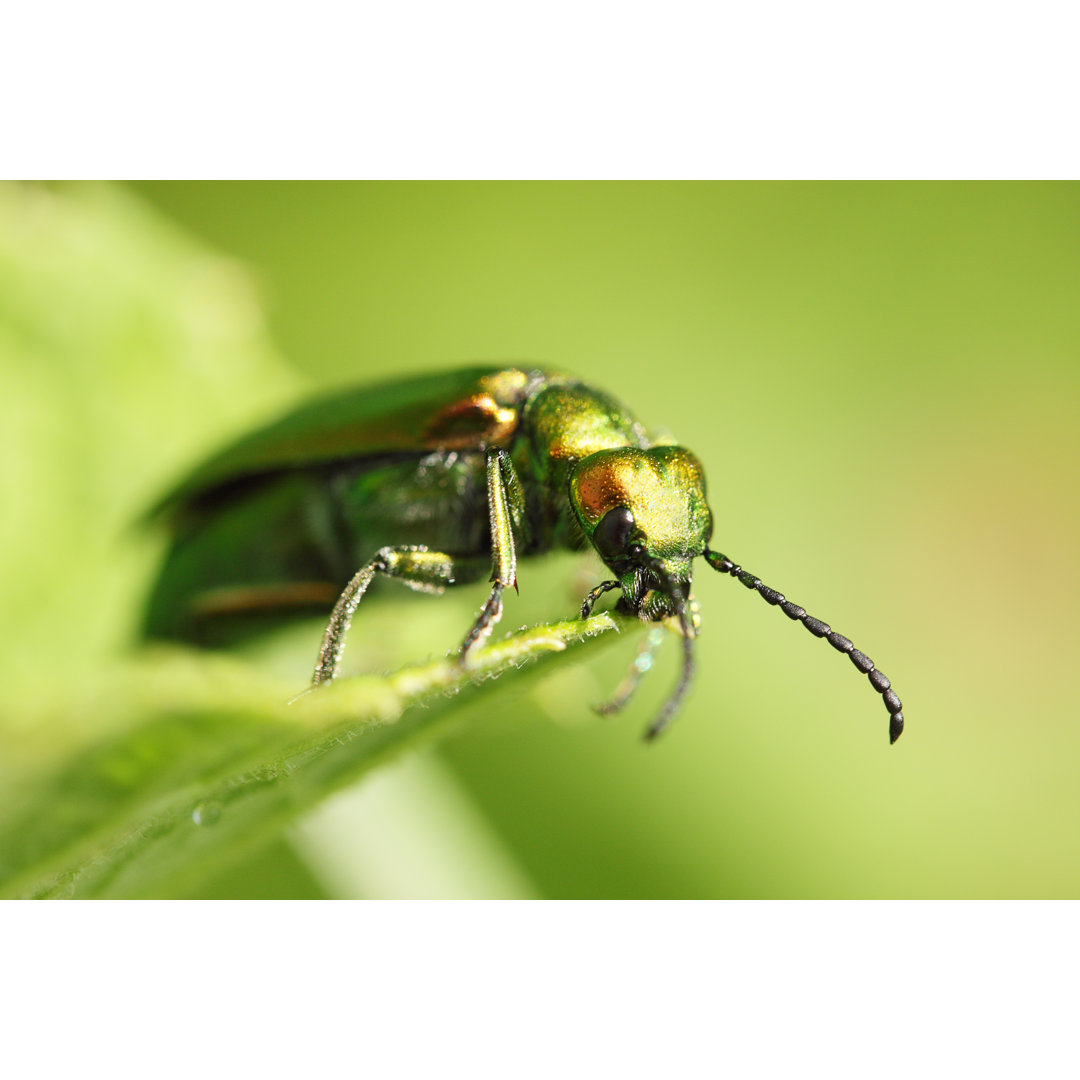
left=459, top=449, right=524, bottom=663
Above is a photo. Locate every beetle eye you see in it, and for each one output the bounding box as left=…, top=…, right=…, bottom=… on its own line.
left=593, top=506, right=636, bottom=561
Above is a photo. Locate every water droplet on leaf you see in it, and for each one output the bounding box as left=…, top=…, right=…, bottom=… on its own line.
left=192, top=800, right=221, bottom=826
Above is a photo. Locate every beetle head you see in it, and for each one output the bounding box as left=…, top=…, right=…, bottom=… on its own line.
left=570, top=446, right=711, bottom=619
left=570, top=445, right=711, bottom=739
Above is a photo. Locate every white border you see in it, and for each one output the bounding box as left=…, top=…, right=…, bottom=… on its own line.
left=3, top=3, right=1078, bottom=177
left=3, top=902, right=1077, bottom=1077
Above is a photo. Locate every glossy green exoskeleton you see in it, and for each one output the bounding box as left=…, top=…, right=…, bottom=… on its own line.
left=145, top=366, right=904, bottom=742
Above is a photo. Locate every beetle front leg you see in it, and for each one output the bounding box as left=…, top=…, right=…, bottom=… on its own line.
left=591, top=591, right=699, bottom=722
left=579, top=579, right=620, bottom=618
left=459, top=449, right=522, bottom=663
left=594, top=626, right=667, bottom=716
left=312, top=545, right=458, bottom=686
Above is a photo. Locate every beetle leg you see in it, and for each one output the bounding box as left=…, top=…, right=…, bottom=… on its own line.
left=459, top=581, right=505, bottom=661
left=579, top=579, right=620, bottom=618
left=312, top=545, right=457, bottom=686
left=497, top=447, right=531, bottom=549
left=485, top=448, right=518, bottom=592
left=459, top=450, right=522, bottom=663
left=593, top=626, right=666, bottom=716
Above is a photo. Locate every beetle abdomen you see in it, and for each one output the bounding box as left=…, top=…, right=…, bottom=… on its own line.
left=142, top=471, right=342, bottom=643
left=143, top=451, right=494, bottom=645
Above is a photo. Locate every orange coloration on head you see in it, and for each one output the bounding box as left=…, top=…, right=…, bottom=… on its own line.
left=570, top=446, right=711, bottom=561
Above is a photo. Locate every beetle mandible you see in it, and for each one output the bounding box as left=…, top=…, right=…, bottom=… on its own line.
left=145, top=366, right=904, bottom=743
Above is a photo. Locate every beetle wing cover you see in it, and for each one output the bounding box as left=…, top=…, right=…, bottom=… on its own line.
left=151, top=366, right=541, bottom=516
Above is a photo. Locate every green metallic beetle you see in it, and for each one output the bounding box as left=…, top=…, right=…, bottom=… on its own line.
left=145, top=366, right=904, bottom=742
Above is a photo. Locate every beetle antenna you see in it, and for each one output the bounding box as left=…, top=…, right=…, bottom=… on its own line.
left=642, top=560, right=695, bottom=742
left=704, top=550, right=904, bottom=744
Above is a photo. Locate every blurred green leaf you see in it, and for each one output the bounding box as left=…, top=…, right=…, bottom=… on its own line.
left=0, top=616, right=617, bottom=898
left=6, top=180, right=1080, bottom=897
left=0, top=182, right=621, bottom=898
left=0, top=181, right=300, bottom=709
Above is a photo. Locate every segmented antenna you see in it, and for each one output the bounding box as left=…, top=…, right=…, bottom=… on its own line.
left=704, top=550, right=904, bottom=744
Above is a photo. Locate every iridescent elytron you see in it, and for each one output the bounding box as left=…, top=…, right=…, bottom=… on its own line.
left=145, top=366, right=904, bottom=742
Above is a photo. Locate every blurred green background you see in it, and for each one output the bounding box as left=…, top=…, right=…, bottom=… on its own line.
left=2, top=181, right=1077, bottom=897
